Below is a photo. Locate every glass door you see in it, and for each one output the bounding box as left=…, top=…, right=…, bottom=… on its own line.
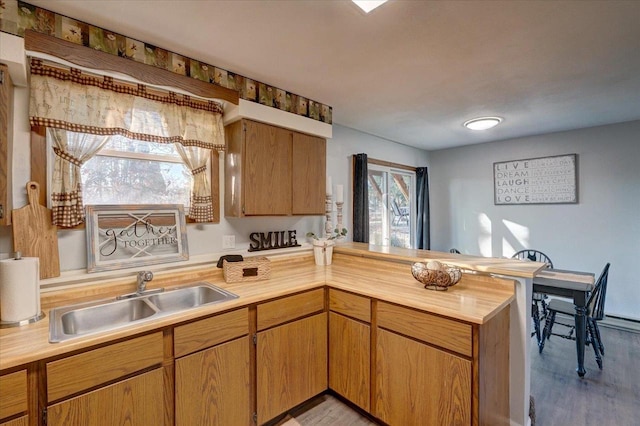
left=368, top=165, right=415, bottom=248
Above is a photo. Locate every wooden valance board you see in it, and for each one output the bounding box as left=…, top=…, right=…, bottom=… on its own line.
left=493, top=154, right=578, bottom=205
left=24, top=30, right=239, bottom=105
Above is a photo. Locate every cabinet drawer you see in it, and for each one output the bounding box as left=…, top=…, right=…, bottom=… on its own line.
left=257, top=288, right=325, bottom=330
left=47, top=332, right=164, bottom=402
left=377, top=302, right=472, bottom=357
left=0, top=369, right=27, bottom=419
left=174, top=308, right=249, bottom=358
left=329, top=289, right=370, bottom=323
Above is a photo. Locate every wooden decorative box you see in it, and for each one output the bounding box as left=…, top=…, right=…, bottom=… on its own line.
left=223, top=257, right=271, bottom=283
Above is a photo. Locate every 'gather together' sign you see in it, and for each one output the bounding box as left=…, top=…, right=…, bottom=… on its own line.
left=85, top=205, right=189, bottom=272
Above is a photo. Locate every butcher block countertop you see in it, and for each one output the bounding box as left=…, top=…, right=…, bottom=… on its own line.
left=334, top=242, right=546, bottom=278
left=0, top=247, right=516, bottom=371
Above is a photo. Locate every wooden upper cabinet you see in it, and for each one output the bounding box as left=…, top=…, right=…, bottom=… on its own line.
left=244, top=120, right=292, bottom=215
left=292, top=132, right=326, bottom=215
left=0, top=64, right=13, bottom=226
left=224, top=119, right=326, bottom=217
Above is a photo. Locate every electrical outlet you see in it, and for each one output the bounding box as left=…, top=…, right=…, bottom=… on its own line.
left=222, top=235, right=235, bottom=249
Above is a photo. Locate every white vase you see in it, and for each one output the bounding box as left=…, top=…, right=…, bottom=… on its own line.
left=313, top=239, right=335, bottom=265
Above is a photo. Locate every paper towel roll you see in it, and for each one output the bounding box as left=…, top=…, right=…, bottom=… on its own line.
left=0, top=257, right=40, bottom=322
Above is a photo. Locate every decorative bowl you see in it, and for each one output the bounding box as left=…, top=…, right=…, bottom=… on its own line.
left=411, top=261, right=462, bottom=291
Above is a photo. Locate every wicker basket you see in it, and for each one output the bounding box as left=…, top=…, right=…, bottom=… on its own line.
left=411, top=261, right=462, bottom=291
left=223, top=257, right=271, bottom=283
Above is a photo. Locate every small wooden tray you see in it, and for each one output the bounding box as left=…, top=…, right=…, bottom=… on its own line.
left=223, top=257, right=271, bottom=283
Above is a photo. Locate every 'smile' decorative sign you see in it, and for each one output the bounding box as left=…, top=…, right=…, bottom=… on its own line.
left=248, top=230, right=301, bottom=252
left=494, top=154, right=578, bottom=205
left=85, top=204, right=189, bottom=272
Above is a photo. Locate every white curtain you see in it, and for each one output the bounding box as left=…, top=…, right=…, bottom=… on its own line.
left=29, top=59, right=224, bottom=226
left=48, top=129, right=109, bottom=227
left=175, top=144, right=213, bottom=222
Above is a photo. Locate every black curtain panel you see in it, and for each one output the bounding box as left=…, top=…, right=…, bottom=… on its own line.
left=416, top=167, right=430, bottom=250
left=352, top=153, right=369, bottom=243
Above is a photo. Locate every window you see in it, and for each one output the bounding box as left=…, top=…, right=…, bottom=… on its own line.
left=30, top=59, right=226, bottom=227
left=367, top=164, right=416, bottom=248
left=83, top=135, right=192, bottom=207
left=47, top=132, right=195, bottom=209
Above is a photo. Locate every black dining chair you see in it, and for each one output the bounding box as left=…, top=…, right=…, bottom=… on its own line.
left=511, top=249, right=554, bottom=346
left=541, top=263, right=610, bottom=369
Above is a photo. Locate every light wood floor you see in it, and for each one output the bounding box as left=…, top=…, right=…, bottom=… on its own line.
left=530, top=324, right=640, bottom=425
left=276, top=324, right=640, bottom=426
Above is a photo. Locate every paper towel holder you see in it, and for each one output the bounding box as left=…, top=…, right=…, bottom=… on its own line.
left=0, top=311, right=46, bottom=328
left=0, top=251, right=46, bottom=328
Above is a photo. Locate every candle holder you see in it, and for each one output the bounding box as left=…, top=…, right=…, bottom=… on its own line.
left=325, top=194, right=333, bottom=238
left=335, top=201, right=344, bottom=233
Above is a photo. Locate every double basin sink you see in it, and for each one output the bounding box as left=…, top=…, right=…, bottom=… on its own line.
left=49, top=282, right=238, bottom=343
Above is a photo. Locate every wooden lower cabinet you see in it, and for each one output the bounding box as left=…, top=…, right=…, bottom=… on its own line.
left=375, top=329, right=472, bottom=426
left=256, top=313, right=327, bottom=424
left=0, top=370, right=27, bottom=423
left=329, top=312, right=370, bottom=412
left=175, top=336, right=251, bottom=426
left=0, top=416, right=28, bottom=426
left=0, top=369, right=28, bottom=426
left=47, top=367, right=164, bottom=425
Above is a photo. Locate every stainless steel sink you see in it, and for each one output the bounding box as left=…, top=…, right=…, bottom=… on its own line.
left=49, top=282, right=238, bottom=343
left=148, top=285, right=238, bottom=312
left=60, top=298, right=157, bottom=336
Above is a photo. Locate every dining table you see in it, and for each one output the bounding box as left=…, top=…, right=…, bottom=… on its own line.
left=533, top=268, right=596, bottom=377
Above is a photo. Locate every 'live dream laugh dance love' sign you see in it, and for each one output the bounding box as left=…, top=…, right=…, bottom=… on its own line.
left=494, top=154, right=578, bottom=205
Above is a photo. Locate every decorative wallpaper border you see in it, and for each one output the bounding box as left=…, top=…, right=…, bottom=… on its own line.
left=0, top=0, right=333, bottom=124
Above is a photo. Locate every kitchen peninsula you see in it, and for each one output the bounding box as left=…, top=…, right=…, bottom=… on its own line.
left=0, top=244, right=541, bottom=426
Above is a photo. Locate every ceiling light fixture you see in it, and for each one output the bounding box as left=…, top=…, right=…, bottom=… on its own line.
left=352, top=0, right=388, bottom=14
left=463, top=116, right=503, bottom=131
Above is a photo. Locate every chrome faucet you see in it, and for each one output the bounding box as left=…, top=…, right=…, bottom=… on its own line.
left=137, top=271, right=154, bottom=293
left=116, top=271, right=162, bottom=300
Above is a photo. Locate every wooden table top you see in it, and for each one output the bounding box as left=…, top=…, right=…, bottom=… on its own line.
left=0, top=249, right=515, bottom=371
left=534, top=268, right=595, bottom=292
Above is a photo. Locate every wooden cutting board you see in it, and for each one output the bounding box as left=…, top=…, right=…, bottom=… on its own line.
left=11, top=181, right=60, bottom=279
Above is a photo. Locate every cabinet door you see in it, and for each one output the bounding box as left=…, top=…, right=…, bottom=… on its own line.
left=0, top=416, right=28, bottom=426
left=243, top=120, right=292, bottom=215
left=292, top=132, right=325, bottom=215
left=47, top=368, right=164, bottom=425
left=256, top=313, right=327, bottom=424
left=375, top=329, right=471, bottom=426
left=0, top=370, right=27, bottom=421
left=329, top=312, right=370, bottom=411
left=175, top=336, right=250, bottom=426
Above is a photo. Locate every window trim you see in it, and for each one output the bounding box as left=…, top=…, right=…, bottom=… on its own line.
left=367, top=161, right=417, bottom=248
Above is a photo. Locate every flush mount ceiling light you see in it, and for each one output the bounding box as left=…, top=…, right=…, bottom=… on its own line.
left=463, top=116, right=503, bottom=131
left=352, top=0, right=389, bottom=13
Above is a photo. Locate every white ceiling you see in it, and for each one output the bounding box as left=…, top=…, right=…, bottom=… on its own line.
left=29, top=0, right=640, bottom=150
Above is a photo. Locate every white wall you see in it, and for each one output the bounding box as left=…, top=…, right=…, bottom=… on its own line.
left=429, top=120, right=640, bottom=320
left=326, top=124, right=430, bottom=241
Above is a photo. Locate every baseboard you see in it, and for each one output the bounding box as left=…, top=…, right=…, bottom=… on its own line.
left=600, top=315, right=640, bottom=333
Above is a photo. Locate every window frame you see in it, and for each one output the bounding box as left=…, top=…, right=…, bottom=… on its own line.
left=367, top=158, right=417, bottom=249
left=30, top=125, right=221, bottom=227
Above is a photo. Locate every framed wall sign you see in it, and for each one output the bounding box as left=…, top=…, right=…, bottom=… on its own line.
left=494, top=154, right=578, bottom=205
left=85, top=204, right=189, bottom=272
